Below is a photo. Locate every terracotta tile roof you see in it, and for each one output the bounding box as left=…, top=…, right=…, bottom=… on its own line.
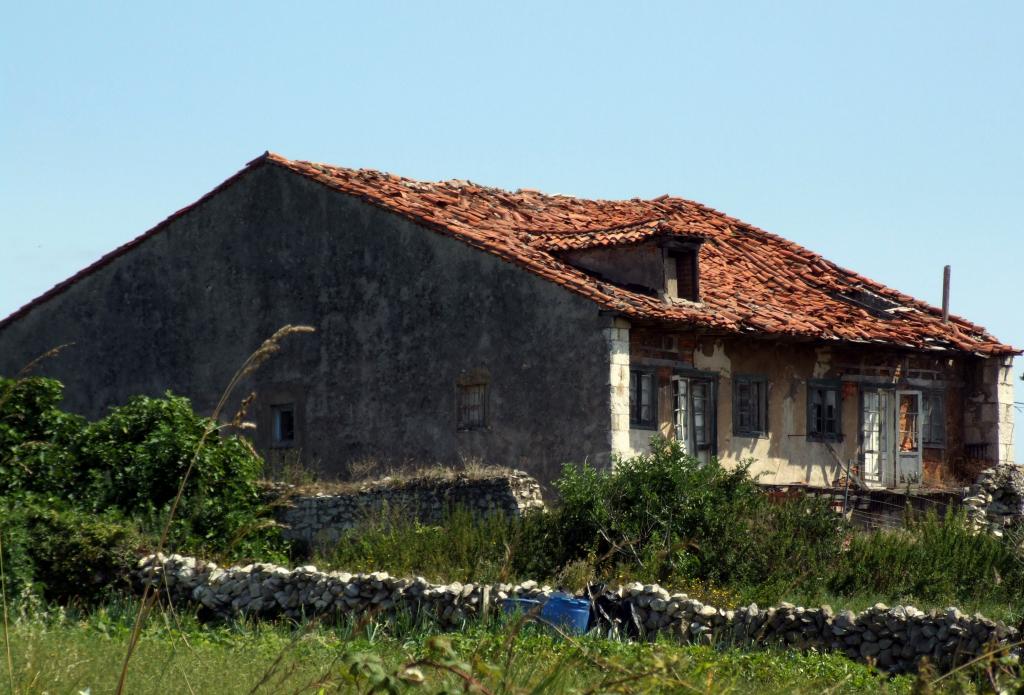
left=262, top=153, right=1015, bottom=356
left=2, top=152, right=1017, bottom=357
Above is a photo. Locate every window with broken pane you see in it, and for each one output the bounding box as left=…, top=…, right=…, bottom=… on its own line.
left=457, top=383, right=488, bottom=430
left=807, top=381, right=842, bottom=441
left=673, top=375, right=716, bottom=456
left=898, top=393, right=920, bottom=453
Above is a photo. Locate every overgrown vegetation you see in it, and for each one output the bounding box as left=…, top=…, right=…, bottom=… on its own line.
left=320, top=438, right=1024, bottom=617
left=0, top=375, right=286, bottom=602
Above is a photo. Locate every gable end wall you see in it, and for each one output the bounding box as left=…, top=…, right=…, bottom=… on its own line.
left=0, top=165, right=613, bottom=488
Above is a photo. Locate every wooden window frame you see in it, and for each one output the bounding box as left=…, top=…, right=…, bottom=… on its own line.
left=672, top=368, right=719, bottom=456
left=922, top=389, right=946, bottom=448
left=629, top=368, right=658, bottom=429
left=807, top=379, right=843, bottom=442
left=456, top=382, right=489, bottom=431
left=733, top=374, right=768, bottom=438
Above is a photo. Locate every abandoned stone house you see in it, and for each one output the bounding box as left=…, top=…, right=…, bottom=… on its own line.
left=0, top=152, right=1017, bottom=490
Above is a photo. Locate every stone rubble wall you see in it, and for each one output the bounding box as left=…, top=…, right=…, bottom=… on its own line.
left=962, top=464, right=1024, bottom=538
left=270, top=471, right=545, bottom=547
left=136, top=553, right=1019, bottom=675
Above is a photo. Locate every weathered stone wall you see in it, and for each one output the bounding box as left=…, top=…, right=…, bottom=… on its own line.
left=138, top=553, right=1018, bottom=675
left=273, top=471, right=545, bottom=548
left=963, top=464, right=1024, bottom=537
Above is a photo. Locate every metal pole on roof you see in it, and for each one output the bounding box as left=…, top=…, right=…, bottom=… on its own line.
left=941, top=265, right=951, bottom=324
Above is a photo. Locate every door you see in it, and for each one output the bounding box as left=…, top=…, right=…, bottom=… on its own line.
left=673, top=376, right=714, bottom=464
left=861, top=389, right=888, bottom=487
left=895, top=390, right=923, bottom=487
left=861, top=387, right=921, bottom=488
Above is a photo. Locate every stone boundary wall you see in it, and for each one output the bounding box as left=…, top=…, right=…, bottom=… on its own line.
left=136, top=553, right=1019, bottom=674
left=963, top=464, right=1024, bottom=538
left=269, top=470, right=545, bottom=548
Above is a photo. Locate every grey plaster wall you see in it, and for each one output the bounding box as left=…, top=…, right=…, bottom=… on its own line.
left=0, top=165, right=612, bottom=487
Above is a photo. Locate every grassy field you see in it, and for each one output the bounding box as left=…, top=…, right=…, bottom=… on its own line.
left=3, top=599, right=925, bottom=695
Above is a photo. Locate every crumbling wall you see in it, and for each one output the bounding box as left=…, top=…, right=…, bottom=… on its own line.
left=273, top=470, right=545, bottom=548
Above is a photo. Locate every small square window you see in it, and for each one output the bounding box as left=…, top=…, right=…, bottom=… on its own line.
left=733, top=375, right=768, bottom=437
left=272, top=404, right=295, bottom=446
left=457, top=383, right=488, bottom=430
left=629, top=369, right=657, bottom=428
left=807, top=381, right=842, bottom=442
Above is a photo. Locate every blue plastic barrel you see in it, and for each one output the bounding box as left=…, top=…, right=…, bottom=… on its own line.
left=539, top=592, right=590, bottom=634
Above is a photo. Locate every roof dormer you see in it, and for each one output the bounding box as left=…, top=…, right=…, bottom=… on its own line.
left=555, top=234, right=703, bottom=303
left=661, top=238, right=701, bottom=303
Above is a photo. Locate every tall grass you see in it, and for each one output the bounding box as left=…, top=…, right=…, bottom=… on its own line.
left=0, top=532, right=13, bottom=695
left=828, top=509, right=1024, bottom=606
left=5, top=595, right=921, bottom=694
left=317, top=506, right=533, bottom=584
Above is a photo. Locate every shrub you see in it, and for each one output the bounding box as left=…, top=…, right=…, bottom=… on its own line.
left=0, top=376, right=85, bottom=498
left=0, top=496, right=141, bottom=602
left=0, top=376, right=288, bottom=564
left=76, top=392, right=280, bottom=555
left=548, top=437, right=846, bottom=597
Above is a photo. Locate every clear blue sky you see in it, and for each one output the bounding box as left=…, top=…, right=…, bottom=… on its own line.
left=1, top=1, right=1021, bottom=457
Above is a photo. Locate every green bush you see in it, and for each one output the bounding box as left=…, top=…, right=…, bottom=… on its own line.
left=76, top=392, right=280, bottom=555
left=0, top=376, right=85, bottom=498
left=315, top=439, right=847, bottom=600
left=0, top=375, right=288, bottom=567
left=0, top=496, right=141, bottom=602
left=548, top=437, right=846, bottom=597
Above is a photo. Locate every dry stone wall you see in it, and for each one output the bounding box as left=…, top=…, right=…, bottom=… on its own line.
left=963, top=464, right=1024, bottom=538
left=136, top=553, right=1019, bottom=675
left=271, top=470, right=545, bottom=548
